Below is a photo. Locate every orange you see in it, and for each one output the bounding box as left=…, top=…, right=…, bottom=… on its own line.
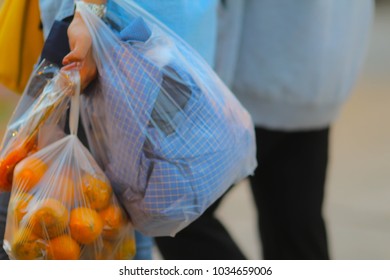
left=0, top=158, right=10, bottom=191
left=99, top=204, right=126, bottom=239
left=11, top=227, right=47, bottom=260
left=96, top=239, right=113, bottom=259
left=9, top=192, right=34, bottom=223
left=69, top=207, right=103, bottom=244
left=0, top=144, right=30, bottom=192
left=38, top=173, right=75, bottom=208
left=27, top=145, right=39, bottom=156
left=97, top=237, right=136, bottom=260
left=81, top=173, right=112, bottom=210
left=30, top=198, right=69, bottom=238
left=13, top=156, right=48, bottom=192
left=114, top=236, right=136, bottom=260
left=53, top=174, right=75, bottom=208
left=46, top=235, right=81, bottom=260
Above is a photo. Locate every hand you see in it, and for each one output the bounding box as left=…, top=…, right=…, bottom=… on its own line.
left=62, top=12, right=97, bottom=90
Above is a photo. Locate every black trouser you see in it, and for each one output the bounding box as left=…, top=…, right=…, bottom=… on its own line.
left=251, top=127, right=330, bottom=259
left=155, top=193, right=247, bottom=260
left=155, top=126, right=330, bottom=260
left=0, top=192, right=10, bottom=259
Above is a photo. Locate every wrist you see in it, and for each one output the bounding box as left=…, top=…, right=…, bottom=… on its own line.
left=76, top=0, right=107, bottom=18
left=81, top=0, right=106, bottom=4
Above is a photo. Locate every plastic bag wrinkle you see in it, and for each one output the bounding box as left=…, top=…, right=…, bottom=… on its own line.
left=78, top=0, right=257, bottom=236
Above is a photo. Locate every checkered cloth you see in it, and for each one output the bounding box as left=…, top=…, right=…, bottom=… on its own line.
left=81, top=11, right=257, bottom=237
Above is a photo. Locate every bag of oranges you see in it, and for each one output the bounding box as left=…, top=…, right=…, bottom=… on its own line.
left=0, top=60, right=73, bottom=193
left=3, top=72, right=136, bottom=260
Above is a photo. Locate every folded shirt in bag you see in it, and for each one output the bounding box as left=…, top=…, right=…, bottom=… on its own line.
left=80, top=0, right=257, bottom=236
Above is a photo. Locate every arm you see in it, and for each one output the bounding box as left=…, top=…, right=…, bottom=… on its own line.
left=62, top=0, right=107, bottom=89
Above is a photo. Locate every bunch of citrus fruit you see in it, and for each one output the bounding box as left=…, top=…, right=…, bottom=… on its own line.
left=6, top=154, right=136, bottom=260
left=0, top=138, right=37, bottom=192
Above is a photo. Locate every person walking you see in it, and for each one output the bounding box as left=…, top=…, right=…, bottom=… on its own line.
left=155, top=0, right=374, bottom=260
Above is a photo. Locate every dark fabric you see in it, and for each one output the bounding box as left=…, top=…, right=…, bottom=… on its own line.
left=0, top=192, right=10, bottom=260
left=155, top=126, right=330, bottom=260
left=250, top=126, right=330, bottom=260
left=155, top=193, right=246, bottom=260
left=39, top=19, right=71, bottom=66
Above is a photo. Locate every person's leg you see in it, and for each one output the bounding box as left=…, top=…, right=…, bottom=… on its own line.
left=250, top=127, right=330, bottom=260
left=0, top=192, right=10, bottom=260
left=155, top=194, right=246, bottom=260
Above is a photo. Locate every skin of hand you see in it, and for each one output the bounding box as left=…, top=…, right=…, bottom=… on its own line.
left=62, top=11, right=97, bottom=90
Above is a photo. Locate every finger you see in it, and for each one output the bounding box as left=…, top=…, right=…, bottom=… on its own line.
left=61, top=62, right=82, bottom=71
left=62, top=35, right=91, bottom=65
left=63, top=46, right=85, bottom=65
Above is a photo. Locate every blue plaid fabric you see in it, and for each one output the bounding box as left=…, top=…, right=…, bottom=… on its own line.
left=82, top=16, right=257, bottom=237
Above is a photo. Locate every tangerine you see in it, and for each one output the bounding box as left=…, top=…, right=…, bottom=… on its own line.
left=27, top=146, right=38, bottom=155
left=81, top=173, right=112, bottom=210
left=30, top=198, right=69, bottom=238
left=13, top=156, right=48, bottom=192
left=52, top=173, right=75, bottom=208
left=99, top=204, right=126, bottom=239
left=11, top=227, right=47, bottom=260
left=97, top=236, right=136, bottom=260
left=96, top=239, right=114, bottom=259
left=0, top=144, right=30, bottom=191
left=46, top=235, right=81, bottom=260
left=69, top=207, right=103, bottom=244
left=115, top=236, right=136, bottom=260
left=9, top=192, right=34, bottom=223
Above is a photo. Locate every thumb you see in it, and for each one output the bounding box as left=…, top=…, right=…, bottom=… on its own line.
left=63, top=46, right=84, bottom=66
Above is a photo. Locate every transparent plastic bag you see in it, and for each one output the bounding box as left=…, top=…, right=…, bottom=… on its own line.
left=79, top=0, right=257, bottom=236
left=3, top=72, right=136, bottom=260
left=0, top=61, right=71, bottom=192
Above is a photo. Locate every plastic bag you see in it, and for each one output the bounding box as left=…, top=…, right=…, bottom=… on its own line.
left=0, top=61, right=72, bottom=192
left=3, top=71, right=136, bottom=260
left=79, top=0, right=257, bottom=236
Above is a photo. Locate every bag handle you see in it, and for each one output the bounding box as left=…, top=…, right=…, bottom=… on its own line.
left=66, top=70, right=81, bottom=136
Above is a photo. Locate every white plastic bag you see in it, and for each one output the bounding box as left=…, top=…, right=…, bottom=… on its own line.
left=3, top=71, right=136, bottom=259
left=0, top=61, right=71, bottom=192
left=79, top=0, right=257, bottom=236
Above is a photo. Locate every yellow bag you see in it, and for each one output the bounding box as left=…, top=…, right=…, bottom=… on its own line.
left=0, top=0, right=44, bottom=93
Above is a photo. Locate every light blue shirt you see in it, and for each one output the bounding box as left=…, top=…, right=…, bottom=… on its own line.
left=39, top=0, right=218, bottom=66
left=216, top=0, right=374, bottom=130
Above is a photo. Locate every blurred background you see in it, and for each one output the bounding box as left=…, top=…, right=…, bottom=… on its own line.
left=1, top=0, right=389, bottom=260
left=215, top=0, right=390, bottom=260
